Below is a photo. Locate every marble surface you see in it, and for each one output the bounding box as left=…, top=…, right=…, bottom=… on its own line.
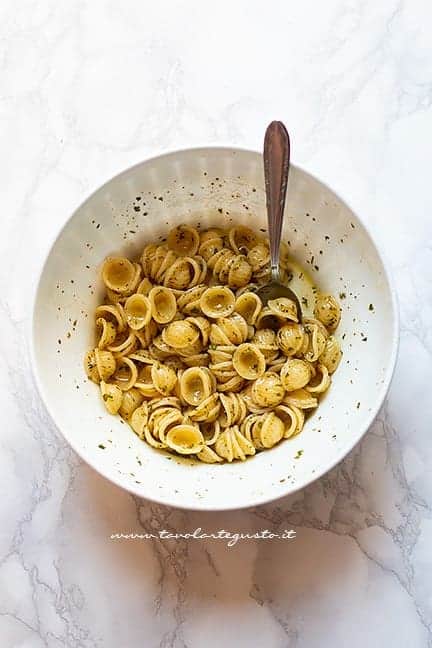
left=1, top=1, right=432, bottom=646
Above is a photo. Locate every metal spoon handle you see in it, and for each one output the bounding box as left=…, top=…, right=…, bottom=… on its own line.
left=263, top=121, right=290, bottom=284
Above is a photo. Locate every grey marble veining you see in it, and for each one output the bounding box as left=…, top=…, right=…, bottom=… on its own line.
left=1, top=0, right=432, bottom=646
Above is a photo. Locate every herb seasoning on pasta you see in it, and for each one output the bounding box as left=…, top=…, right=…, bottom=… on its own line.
left=84, top=224, right=342, bottom=462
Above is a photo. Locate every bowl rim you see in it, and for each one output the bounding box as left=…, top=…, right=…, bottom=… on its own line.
left=30, top=145, right=400, bottom=511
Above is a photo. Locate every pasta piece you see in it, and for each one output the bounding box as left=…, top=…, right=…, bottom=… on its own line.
left=165, top=424, right=204, bottom=454
left=314, top=293, right=341, bottom=331
left=304, top=321, right=327, bottom=362
left=140, top=243, right=158, bottom=277
left=148, top=396, right=182, bottom=412
left=209, top=314, right=248, bottom=346
left=233, top=343, right=266, bottom=380
left=108, top=331, right=137, bottom=356
left=100, top=381, right=123, bottom=414
left=207, top=247, right=232, bottom=272
left=280, top=359, right=312, bottom=391
left=135, top=320, right=158, bottom=349
left=267, top=354, right=286, bottom=373
left=268, top=297, right=298, bottom=322
left=187, top=393, right=220, bottom=422
left=210, top=248, right=252, bottom=288
left=96, top=317, right=117, bottom=349
left=150, top=335, right=175, bottom=359
left=219, top=392, right=247, bottom=428
left=182, top=353, right=209, bottom=367
left=151, top=362, right=177, bottom=396
left=112, top=356, right=138, bottom=391
left=101, top=257, right=137, bottom=294
left=200, top=227, right=225, bottom=243
left=305, top=363, right=331, bottom=394
left=135, top=363, right=159, bottom=398
left=248, top=243, right=270, bottom=273
left=251, top=372, right=285, bottom=408
left=186, top=316, right=211, bottom=346
left=319, top=336, right=342, bottom=373
left=201, top=420, right=221, bottom=445
left=106, top=288, right=127, bottom=304
left=208, top=344, right=236, bottom=364
left=136, top=277, right=153, bottom=295
left=167, top=225, right=200, bottom=256
left=274, top=404, right=305, bottom=438
left=148, top=406, right=183, bottom=444
left=277, top=323, right=307, bottom=356
left=164, top=257, right=204, bottom=290
left=214, top=425, right=255, bottom=462
left=242, top=412, right=284, bottom=449
left=228, top=226, right=258, bottom=254
left=128, top=349, right=154, bottom=364
left=149, top=286, right=177, bottom=324
left=177, top=285, right=207, bottom=315
left=209, top=360, right=237, bottom=386
left=128, top=263, right=143, bottom=294
left=197, top=445, right=224, bottom=463
left=177, top=338, right=204, bottom=358
left=124, top=294, right=152, bottom=330
left=252, top=328, right=279, bottom=361
left=304, top=317, right=329, bottom=337
left=84, top=350, right=100, bottom=382
left=200, top=286, right=235, bottom=318
left=192, top=255, right=207, bottom=285
left=162, top=320, right=200, bottom=349
left=216, top=374, right=245, bottom=393
left=199, top=236, right=224, bottom=261
left=85, top=348, right=117, bottom=383
left=180, top=367, right=214, bottom=406
left=253, top=412, right=285, bottom=449
left=130, top=403, right=149, bottom=439
left=119, top=388, right=144, bottom=420
left=255, top=306, right=283, bottom=330
left=283, top=389, right=318, bottom=409
left=155, top=251, right=178, bottom=284
left=234, top=291, right=263, bottom=326
left=140, top=245, right=176, bottom=283
left=95, top=304, right=126, bottom=333
left=163, top=357, right=186, bottom=372
left=227, top=255, right=252, bottom=289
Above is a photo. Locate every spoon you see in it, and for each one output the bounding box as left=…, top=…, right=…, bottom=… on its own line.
left=256, top=120, right=302, bottom=322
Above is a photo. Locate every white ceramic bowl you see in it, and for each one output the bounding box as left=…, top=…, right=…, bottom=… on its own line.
left=32, top=148, right=398, bottom=511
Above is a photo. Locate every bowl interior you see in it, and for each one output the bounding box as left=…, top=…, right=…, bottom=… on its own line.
left=33, top=148, right=397, bottom=510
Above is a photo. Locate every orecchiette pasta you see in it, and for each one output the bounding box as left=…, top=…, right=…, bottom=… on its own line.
left=280, top=359, right=312, bottom=392
left=165, top=424, right=204, bottom=454
left=234, top=291, right=262, bottom=326
left=101, top=257, right=137, bottom=294
left=149, top=286, right=177, bottom=324
left=233, top=343, right=266, bottom=380
left=96, top=317, right=117, bottom=349
left=314, top=293, right=341, bottom=331
left=100, top=381, right=123, bottom=414
left=124, top=294, right=152, bottom=330
left=118, top=388, right=144, bottom=420
left=268, top=297, right=299, bottom=322
left=200, top=286, right=235, bottom=318
left=167, top=225, right=200, bottom=257
left=319, top=335, right=342, bottom=373
left=251, top=372, right=285, bottom=408
left=85, top=223, right=342, bottom=463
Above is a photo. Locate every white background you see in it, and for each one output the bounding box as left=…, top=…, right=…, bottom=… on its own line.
left=1, top=1, right=432, bottom=646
